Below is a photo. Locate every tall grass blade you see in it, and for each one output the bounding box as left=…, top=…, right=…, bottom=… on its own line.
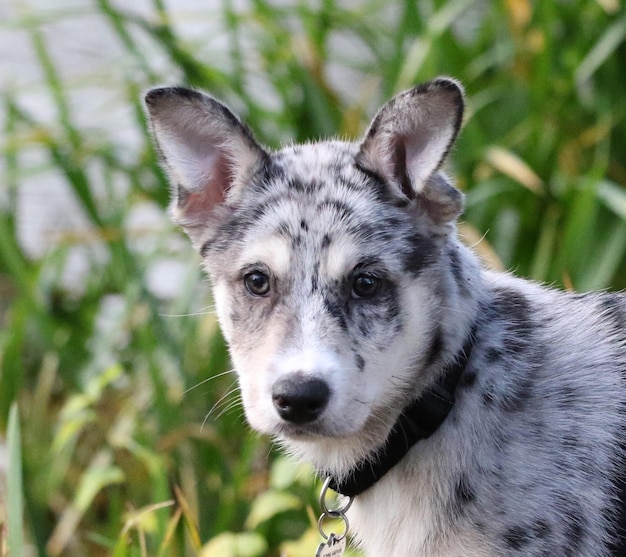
left=6, top=403, right=25, bottom=557
left=575, top=14, right=626, bottom=88
left=580, top=221, right=626, bottom=291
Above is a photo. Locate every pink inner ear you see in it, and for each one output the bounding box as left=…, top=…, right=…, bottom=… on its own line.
left=179, top=151, right=232, bottom=222
left=404, top=128, right=448, bottom=190
left=391, top=130, right=434, bottom=199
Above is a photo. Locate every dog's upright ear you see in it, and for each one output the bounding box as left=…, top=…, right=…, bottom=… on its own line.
left=357, top=77, right=465, bottom=224
left=144, top=87, right=268, bottom=247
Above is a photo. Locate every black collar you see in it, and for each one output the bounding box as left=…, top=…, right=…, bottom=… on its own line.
left=326, top=331, right=475, bottom=498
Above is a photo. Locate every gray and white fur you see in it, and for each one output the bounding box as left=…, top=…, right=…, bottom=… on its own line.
left=144, top=78, right=626, bottom=557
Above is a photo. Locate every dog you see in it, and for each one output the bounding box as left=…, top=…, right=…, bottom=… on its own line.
left=144, top=77, right=626, bottom=556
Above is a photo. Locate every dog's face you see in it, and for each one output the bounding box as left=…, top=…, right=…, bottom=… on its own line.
left=145, top=79, right=466, bottom=467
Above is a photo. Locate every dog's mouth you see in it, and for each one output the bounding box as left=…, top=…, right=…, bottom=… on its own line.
left=274, top=419, right=343, bottom=439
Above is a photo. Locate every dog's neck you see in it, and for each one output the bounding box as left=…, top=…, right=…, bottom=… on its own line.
left=325, top=329, right=476, bottom=498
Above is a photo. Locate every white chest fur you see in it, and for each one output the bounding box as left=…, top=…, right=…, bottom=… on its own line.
left=346, top=444, right=493, bottom=557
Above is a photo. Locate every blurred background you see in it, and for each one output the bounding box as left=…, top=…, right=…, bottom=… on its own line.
left=1, top=0, right=625, bottom=555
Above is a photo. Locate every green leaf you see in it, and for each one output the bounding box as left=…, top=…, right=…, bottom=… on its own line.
left=579, top=222, right=626, bottom=291
left=597, top=180, right=626, bottom=220
left=245, top=490, right=301, bottom=529
left=74, top=457, right=125, bottom=513
left=270, top=456, right=314, bottom=490
left=47, top=451, right=125, bottom=556
left=200, top=531, right=268, bottom=557
left=576, top=14, right=626, bottom=86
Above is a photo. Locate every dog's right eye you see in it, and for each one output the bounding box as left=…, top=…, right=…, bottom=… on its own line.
left=351, top=273, right=381, bottom=299
left=244, top=271, right=271, bottom=297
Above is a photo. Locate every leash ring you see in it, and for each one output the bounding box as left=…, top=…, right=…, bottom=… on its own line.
left=319, top=476, right=353, bottom=515
left=317, top=510, right=350, bottom=542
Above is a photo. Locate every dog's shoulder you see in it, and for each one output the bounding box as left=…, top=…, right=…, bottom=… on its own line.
left=445, top=271, right=626, bottom=556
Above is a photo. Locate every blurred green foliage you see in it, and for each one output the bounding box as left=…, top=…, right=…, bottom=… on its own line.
left=1, top=0, right=625, bottom=555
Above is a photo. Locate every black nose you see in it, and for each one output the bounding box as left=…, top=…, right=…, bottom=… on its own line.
left=272, top=374, right=330, bottom=424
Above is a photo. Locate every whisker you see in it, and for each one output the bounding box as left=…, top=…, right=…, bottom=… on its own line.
left=466, top=228, right=490, bottom=250
left=206, top=383, right=240, bottom=417
left=159, top=304, right=217, bottom=318
left=183, top=368, right=236, bottom=395
left=201, top=382, right=240, bottom=429
left=215, top=399, right=244, bottom=421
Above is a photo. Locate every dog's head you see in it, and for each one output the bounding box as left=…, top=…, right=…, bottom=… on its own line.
left=145, top=79, right=471, bottom=470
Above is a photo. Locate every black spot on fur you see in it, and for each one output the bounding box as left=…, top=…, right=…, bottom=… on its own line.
left=459, top=369, right=477, bottom=389
left=532, top=519, right=551, bottom=539
left=424, top=327, right=444, bottom=367
left=335, top=169, right=391, bottom=203
left=485, top=289, right=547, bottom=400
left=346, top=220, right=377, bottom=241
left=285, top=177, right=305, bottom=193
left=201, top=204, right=263, bottom=255
left=358, top=320, right=370, bottom=338
left=201, top=214, right=247, bottom=254
left=556, top=495, right=586, bottom=555
left=448, top=245, right=471, bottom=297
left=401, top=230, right=438, bottom=276
left=500, top=378, right=533, bottom=412
left=346, top=280, right=403, bottom=344
left=311, top=261, right=320, bottom=293
left=564, top=516, right=585, bottom=555
left=474, top=521, right=487, bottom=533
left=504, top=525, right=532, bottom=550
left=503, top=335, right=529, bottom=356
left=492, top=287, right=532, bottom=318
left=528, top=419, right=545, bottom=440
left=492, top=288, right=536, bottom=354
left=485, top=347, right=505, bottom=363
left=200, top=237, right=215, bottom=258
left=316, top=199, right=354, bottom=220
left=455, top=474, right=476, bottom=505
left=241, top=192, right=296, bottom=226
left=482, top=388, right=495, bottom=407
left=561, top=434, right=580, bottom=450
left=503, top=520, right=551, bottom=551
left=321, top=234, right=331, bottom=249
left=176, top=183, right=190, bottom=206
left=276, top=220, right=291, bottom=237
left=324, top=298, right=347, bottom=330
left=557, top=384, right=580, bottom=410
left=355, top=354, right=365, bottom=372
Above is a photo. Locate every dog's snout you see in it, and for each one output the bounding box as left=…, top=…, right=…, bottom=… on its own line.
left=272, top=374, right=330, bottom=424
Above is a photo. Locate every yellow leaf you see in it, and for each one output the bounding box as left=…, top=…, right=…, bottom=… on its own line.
left=484, top=146, right=543, bottom=194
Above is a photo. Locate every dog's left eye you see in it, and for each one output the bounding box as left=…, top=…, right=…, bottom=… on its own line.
left=351, top=273, right=381, bottom=299
left=244, top=271, right=271, bottom=296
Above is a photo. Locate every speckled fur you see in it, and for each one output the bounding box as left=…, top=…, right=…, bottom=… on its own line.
left=145, top=78, right=626, bottom=557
